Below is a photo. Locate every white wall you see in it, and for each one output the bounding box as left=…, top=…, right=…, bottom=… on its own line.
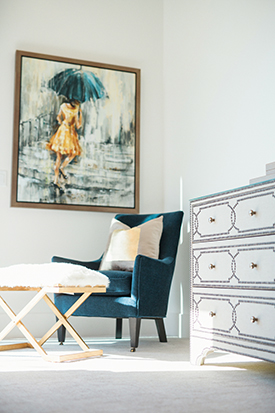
left=164, top=0, right=275, bottom=336
left=0, top=0, right=165, bottom=338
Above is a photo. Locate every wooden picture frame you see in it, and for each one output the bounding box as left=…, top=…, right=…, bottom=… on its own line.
left=11, top=50, right=140, bottom=213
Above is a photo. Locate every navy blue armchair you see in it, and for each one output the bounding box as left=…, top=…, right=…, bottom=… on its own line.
left=52, top=211, right=183, bottom=351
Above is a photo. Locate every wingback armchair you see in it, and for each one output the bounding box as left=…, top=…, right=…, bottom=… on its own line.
left=52, top=211, right=183, bottom=351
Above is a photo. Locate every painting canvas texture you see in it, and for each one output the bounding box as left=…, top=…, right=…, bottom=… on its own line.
left=12, top=51, right=140, bottom=212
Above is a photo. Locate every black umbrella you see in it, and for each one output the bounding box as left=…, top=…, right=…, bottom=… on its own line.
left=48, top=68, right=107, bottom=103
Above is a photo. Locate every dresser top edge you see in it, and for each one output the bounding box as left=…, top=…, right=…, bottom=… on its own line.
left=190, top=178, right=275, bottom=204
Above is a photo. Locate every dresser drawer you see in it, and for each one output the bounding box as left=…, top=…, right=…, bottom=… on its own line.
left=192, top=295, right=234, bottom=333
left=193, top=248, right=232, bottom=284
left=235, top=299, right=275, bottom=342
left=193, top=242, right=275, bottom=287
left=235, top=245, right=275, bottom=284
left=234, top=191, right=275, bottom=235
left=192, top=294, right=275, bottom=343
left=192, top=203, right=232, bottom=240
left=191, top=185, right=275, bottom=242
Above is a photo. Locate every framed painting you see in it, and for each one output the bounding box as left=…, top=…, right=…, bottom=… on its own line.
left=11, top=50, right=140, bottom=213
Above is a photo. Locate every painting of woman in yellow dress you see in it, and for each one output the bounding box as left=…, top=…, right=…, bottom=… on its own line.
left=12, top=52, right=140, bottom=212
left=46, top=99, right=82, bottom=192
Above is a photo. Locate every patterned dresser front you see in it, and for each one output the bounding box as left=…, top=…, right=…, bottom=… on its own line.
left=190, top=179, right=275, bottom=365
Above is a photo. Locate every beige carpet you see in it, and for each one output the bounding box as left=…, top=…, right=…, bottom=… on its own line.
left=1, top=337, right=275, bottom=412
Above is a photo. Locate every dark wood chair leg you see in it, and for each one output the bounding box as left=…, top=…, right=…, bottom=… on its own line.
left=56, top=318, right=66, bottom=345
left=129, top=318, right=141, bottom=351
left=116, top=318, right=123, bottom=339
left=155, top=318, right=167, bottom=342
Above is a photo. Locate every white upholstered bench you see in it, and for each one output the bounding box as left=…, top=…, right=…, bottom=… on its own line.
left=0, top=263, right=109, bottom=362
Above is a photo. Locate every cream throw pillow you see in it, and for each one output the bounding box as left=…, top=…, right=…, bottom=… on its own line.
left=99, top=216, right=163, bottom=271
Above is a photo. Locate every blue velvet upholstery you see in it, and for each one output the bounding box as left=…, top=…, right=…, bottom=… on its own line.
left=52, top=211, right=183, bottom=350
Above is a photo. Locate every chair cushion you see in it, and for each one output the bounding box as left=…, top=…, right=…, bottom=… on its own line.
left=99, top=215, right=163, bottom=271
left=97, top=270, right=132, bottom=296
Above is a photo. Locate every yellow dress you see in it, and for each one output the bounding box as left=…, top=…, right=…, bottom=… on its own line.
left=46, top=103, right=82, bottom=156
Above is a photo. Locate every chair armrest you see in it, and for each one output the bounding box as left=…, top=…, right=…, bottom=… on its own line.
left=51, top=255, right=102, bottom=271
left=131, top=255, right=175, bottom=317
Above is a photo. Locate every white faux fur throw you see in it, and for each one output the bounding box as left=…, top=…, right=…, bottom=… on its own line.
left=0, top=263, right=110, bottom=288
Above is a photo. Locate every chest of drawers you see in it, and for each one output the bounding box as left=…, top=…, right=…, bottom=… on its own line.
left=190, top=179, right=275, bottom=365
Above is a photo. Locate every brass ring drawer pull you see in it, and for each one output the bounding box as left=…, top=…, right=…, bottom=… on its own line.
left=249, top=210, right=257, bottom=216
left=208, top=217, right=215, bottom=223
left=251, top=316, right=258, bottom=323
left=209, top=311, right=216, bottom=317
left=250, top=262, right=258, bottom=269
left=208, top=264, right=216, bottom=270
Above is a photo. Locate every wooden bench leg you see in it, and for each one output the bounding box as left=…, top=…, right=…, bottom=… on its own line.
left=0, top=289, right=46, bottom=341
left=0, top=289, right=103, bottom=363
left=0, top=290, right=50, bottom=359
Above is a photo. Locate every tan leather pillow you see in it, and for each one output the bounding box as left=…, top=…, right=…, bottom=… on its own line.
left=99, top=216, right=163, bottom=271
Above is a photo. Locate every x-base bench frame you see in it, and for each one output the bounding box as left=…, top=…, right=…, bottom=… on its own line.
left=0, top=285, right=106, bottom=362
